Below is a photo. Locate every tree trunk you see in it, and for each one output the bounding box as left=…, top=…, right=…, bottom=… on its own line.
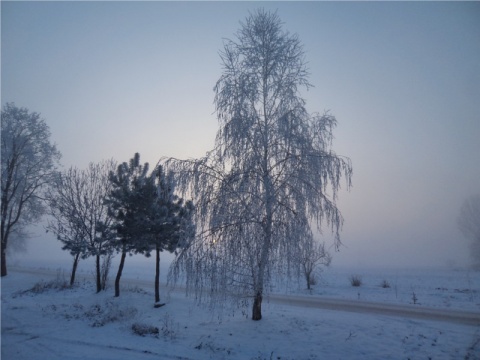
left=306, top=269, right=312, bottom=290
left=251, top=129, right=273, bottom=321
left=155, top=245, right=160, bottom=304
left=115, top=245, right=127, bottom=297
left=1, top=241, right=7, bottom=277
left=1, top=195, right=9, bottom=277
left=101, top=253, right=112, bottom=291
left=252, top=209, right=272, bottom=320
left=252, top=223, right=271, bottom=320
left=95, top=254, right=101, bottom=293
left=70, top=253, right=80, bottom=286
left=252, top=290, right=263, bottom=321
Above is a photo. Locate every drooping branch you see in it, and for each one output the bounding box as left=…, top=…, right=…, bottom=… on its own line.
left=163, top=9, right=352, bottom=320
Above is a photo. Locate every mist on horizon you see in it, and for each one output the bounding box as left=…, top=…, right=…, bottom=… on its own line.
left=2, top=1, right=479, bottom=272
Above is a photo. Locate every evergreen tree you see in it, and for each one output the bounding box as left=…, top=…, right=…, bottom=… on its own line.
left=105, top=153, right=194, bottom=300
left=149, top=166, right=194, bottom=305
left=106, top=153, right=152, bottom=297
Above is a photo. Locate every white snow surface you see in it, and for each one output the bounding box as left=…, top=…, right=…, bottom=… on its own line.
left=2, top=264, right=480, bottom=360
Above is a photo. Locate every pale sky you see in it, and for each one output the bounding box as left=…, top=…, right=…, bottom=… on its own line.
left=2, top=1, right=480, bottom=269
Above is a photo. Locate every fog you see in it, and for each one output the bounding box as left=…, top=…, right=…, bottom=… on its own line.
left=2, top=1, right=479, bottom=270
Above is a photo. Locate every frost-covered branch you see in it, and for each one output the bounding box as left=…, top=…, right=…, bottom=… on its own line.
left=1, top=103, right=61, bottom=276
left=163, top=9, right=352, bottom=320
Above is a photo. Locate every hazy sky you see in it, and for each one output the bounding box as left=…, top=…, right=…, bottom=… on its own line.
left=2, top=1, right=480, bottom=269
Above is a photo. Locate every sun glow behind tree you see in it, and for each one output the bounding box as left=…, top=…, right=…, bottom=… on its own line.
left=167, top=9, right=352, bottom=320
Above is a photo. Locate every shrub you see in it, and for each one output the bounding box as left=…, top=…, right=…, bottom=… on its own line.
left=160, top=313, right=179, bottom=340
left=18, top=270, right=70, bottom=296
left=85, top=301, right=138, bottom=327
left=411, top=291, right=418, bottom=305
left=380, top=280, right=391, bottom=288
left=132, top=314, right=179, bottom=339
left=132, top=323, right=159, bottom=337
left=125, top=285, right=149, bottom=295
left=349, top=275, right=362, bottom=287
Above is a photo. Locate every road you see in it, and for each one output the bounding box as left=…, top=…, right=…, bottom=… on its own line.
left=9, top=266, right=480, bottom=327
left=268, top=293, right=480, bottom=326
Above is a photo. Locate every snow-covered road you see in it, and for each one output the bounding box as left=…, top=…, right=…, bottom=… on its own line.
left=269, top=293, right=480, bottom=326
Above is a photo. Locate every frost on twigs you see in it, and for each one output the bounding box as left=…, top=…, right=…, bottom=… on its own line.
left=1, top=103, right=61, bottom=277
left=45, top=159, right=117, bottom=290
left=164, top=9, right=352, bottom=320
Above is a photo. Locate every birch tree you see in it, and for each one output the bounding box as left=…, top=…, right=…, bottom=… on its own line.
left=1, top=103, right=61, bottom=276
left=166, top=9, right=352, bottom=320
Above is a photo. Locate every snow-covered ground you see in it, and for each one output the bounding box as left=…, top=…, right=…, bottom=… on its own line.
left=2, top=263, right=480, bottom=359
left=303, top=266, right=480, bottom=312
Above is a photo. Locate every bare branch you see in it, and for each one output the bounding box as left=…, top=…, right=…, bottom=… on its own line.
left=164, top=9, right=352, bottom=320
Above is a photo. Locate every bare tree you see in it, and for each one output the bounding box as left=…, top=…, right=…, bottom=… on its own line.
left=166, top=10, right=352, bottom=320
left=1, top=103, right=61, bottom=276
left=46, top=160, right=117, bottom=289
left=298, top=238, right=331, bottom=290
left=458, top=194, right=480, bottom=269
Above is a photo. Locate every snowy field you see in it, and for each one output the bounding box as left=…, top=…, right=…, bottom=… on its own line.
left=2, top=262, right=480, bottom=360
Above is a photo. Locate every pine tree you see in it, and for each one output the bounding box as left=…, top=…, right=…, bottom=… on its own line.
left=106, top=153, right=152, bottom=297
left=105, top=153, right=194, bottom=300
left=149, top=166, right=194, bottom=305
